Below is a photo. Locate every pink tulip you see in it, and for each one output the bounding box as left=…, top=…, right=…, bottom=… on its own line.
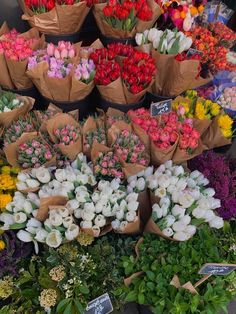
left=61, top=48, right=68, bottom=59
left=54, top=48, right=61, bottom=59
left=47, top=43, right=55, bottom=56
left=68, top=48, right=75, bottom=58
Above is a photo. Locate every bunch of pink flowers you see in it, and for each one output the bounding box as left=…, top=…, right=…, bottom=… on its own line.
left=84, top=128, right=106, bottom=151
left=179, top=122, right=200, bottom=153
left=113, top=129, right=148, bottom=166
left=94, top=151, right=124, bottom=180
left=54, top=125, right=80, bottom=146
left=46, top=41, right=76, bottom=59
left=0, top=29, right=38, bottom=61
left=18, top=138, right=53, bottom=169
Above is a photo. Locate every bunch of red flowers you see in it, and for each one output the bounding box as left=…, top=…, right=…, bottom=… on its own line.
left=209, top=22, right=236, bottom=49
left=178, top=122, right=200, bottom=153
left=25, top=0, right=81, bottom=13
left=0, top=29, right=37, bottom=61
left=94, top=59, right=121, bottom=85
left=103, top=0, right=153, bottom=31
left=107, top=43, right=134, bottom=58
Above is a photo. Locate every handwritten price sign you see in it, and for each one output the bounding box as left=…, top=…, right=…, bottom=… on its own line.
left=150, top=99, right=172, bottom=117
left=85, top=293, right=113, bottom=314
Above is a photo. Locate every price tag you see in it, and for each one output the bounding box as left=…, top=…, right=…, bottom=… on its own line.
left=150, top=99, right=172, bottom=117
left=198, top=263, right=236, bottom=276
left=187, top=48, right=203, bottom=57
left=85, top=293, right=113, bottom=314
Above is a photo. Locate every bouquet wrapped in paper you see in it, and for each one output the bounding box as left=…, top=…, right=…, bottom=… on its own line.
left=93, top=0, right=161, bottom=39
left=27, top=41, right=96, bottom=102
left=90, top=47, right=155, bottom=104
left=135, top=28, right=212, bottom=97
left=18, top=0, right=90, bottom=35
left=0, top=22, right=45, bottom=90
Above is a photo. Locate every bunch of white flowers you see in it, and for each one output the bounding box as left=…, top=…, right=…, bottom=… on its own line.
left=147, top=160, right=224, bottom=241
left=135, top=28, right=192, bottom=54
left=127, top=167, right=153, bottom=194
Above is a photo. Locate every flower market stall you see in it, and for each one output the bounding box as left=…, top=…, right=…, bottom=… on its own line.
left=0, top=1, right=236, bottom=314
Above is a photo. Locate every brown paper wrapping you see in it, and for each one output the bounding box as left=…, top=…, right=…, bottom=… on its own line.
left=172, top=138, right=204, bottom=164
left=46, top=113, right=82, bottom=160
left=123, top=82, right=150, bottom=104
left=19, top=1, right=90, bottom=35
left=45, top=75, right=71, bottom=102
left=97, top=78, right=127, bottom=104
left=79, top=39, right=104, bottom=59
left=151, top=135, right=179, bottom=167
left=162, top=59, right=212, bottom=97
left=138, top=190, right=151, bottom=227
left=6, top=59, right=33, bottom=90
left=122, top=162, right=147, bottom=179
left=132, top=123, right=150, bottom=154
left=151, top=50, right=176, bottom=95
left=81, top=224, right=112, bottom=238
left=107, top=121, right=132, bottom=146
left=124, top=271, right=144, bottom=287
left=136, top=43, right=152, bottom=54
left=149, top=190, right=160, bottom=207
left=170, top=275, right=198, bottom=295
left=4, top=132, right=56, bottom=168
left=93, top=1, right=161, bottom=38
left=70, top=76, right=94, bottom=101
left=0, top=95, right=34, bottom=127
left=91, top=142, right=111, bottom=165
left=116, top=212, right=141, bottom=235
left=82, top=116, right=98, bottom=158
left=201, top=115, right=232, bottom=149
left=36, top=196, right=68, bottom=222
left=144, top=218, right=178, bottom=241
left=193, top=118, right=212, bottom=136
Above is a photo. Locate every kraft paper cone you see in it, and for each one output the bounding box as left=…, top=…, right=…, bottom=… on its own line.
left=82, top=116, right=98, bottom=158
left=46, top=113, right=82, bottom=160
left=0, top=22, right=9, bottom=36
left=124, top=271, right=144, bottom=287
left=151, top=136, right=179, bottom=167
left=123, top=82, right=150, bottom=104
left=93, top=3, right=136, bottom=39
left=106, top=107, right=124, bottom=118
left=144, top=218, right=178, bottom=241
left=97, top=78, right=127, bottom=104
left=70, top=76, right=94, bottom=101
left=107, top=121, right=132, bottom=146
left=116, top=213, right=141, bottom=235
left=138, top=190, right=151, bottom=227
left=136, top=0, right=162, bottom=32
left=36, top=196, right=68, bottom=222
left=136, top=43, right=152, bottom=54
left=151, top=50, right=176, bottom=95
left=132, top=123, right=150, bottom=154
left=121, top=162, right=147, bottom=179
left=45, top=75, right=71, bottom=102
left=193, top=118, right=212, bottom=136
left=201, top=115, right=232, bottom=149
left=149, top=190, right=160, bottom=207
left=6, top=59, right=33, bottom=90
left=91, top=142, right=111, bottom=165
left=0, top=95, right=34, bottom=127
left=162, top=59, right=212, bottom=97
left=172, top=138, right=204, bottom=164
left=81, top=224, right=112, bottom=238
left=27, top=61, right=52, bottom=99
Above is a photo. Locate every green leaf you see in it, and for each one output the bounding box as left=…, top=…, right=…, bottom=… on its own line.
left=138, top=293, right=145, bottom=304
left=146, top=271, right=155, bottom=281
left=63, top=301, right=73, bottom=314
left=125, top=290, right=137, bottom=302
left=56, top=299, right=71, bottom=313
left=79, top=285, right=89, bottom=294
left=10, top=222, right=27, bottom=229
left=74, top=299, right=84, bottom=314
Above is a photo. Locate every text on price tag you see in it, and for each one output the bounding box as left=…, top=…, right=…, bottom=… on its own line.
left=150, top=99, right=172, bottom=117
left=198, top=263, right=236, bottom=276
left=85, top=293, right=113, bottom=314
left=186, top=48, right=203, bottom=57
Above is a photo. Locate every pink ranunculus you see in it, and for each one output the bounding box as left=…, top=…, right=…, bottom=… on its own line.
left=26, top=147, right=34, bottom=155
left=177, top=105, right=185, bottom=116
left=191, top=129, right=200, bottom=140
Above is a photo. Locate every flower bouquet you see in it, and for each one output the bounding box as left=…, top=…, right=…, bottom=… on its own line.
left=46, top=113, right=82, bottom=161
left=18, top=0, right=90, bottom=36
left=209, top=21, right=236, bottom=49
left=0, top=91, right=34, bottom=128
left=82, top=115, right=107, bottom=158
left=145, top=160, right=224, bottom=241
left=93, top=0, right=161, bottom=41
left=105, top=107, right=131, bottom=128
left=135, top=28, right=212, bottom=97
left=0, top=22, right=45, bottom=90
left=27, top=41, right=97, bottom=102
left=4, top=132, right=56, bottom=169
left=91, top=48, right=155, bottom=105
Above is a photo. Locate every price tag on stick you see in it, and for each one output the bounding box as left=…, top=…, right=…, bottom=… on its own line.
left=85, top=293, right=113, bottom=314
left=198, top=263, right=236, bottom=276
left=150, top=99, right=172, bottom=117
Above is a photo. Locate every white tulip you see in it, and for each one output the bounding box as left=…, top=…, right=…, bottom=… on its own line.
left=27, top=193, right=40, bottom=206
left=116, top=209, right=124, bottom=220
left=209, top=217, right=224, bottom=229
left=172, top=205, right=186, bottom=218
left=172, top=221, right=186, bottom=232
left=164, top=215, right=176, bottom=228
left=51, top=179, right=61, bottom=189
left=158, top=175, right=170, bottom=188
left=162, top=227, right=174, bottom=237
left=126, top=192, right=139, bottom=203
left=164, top=160, right=173, bottom=169
left=164, top=170, right=172, bottom=176
left=187, top=178, right=196, bottom=188
left=155, top=187, right=167, bottom=198
left=119, top=199, right=127, bottom=211
left=98, top=180, right=110, bottom=191
left=160, top=196, right=171, bottom=207
left=126, top=211, right=137, bottom=222
left=189, top=188, right=201, bottom=201
left=198, top=198, right=210, bottom=211
left=190, top=170, right=201, bottom=179
left=49, top=214, right=63, bottom=227
left=167, top=184, right=176, bottom=194
left=152, top=204, right=163, bottom=219
left=171, top=190, right=180, bottom=203
left=81, top=208, right=95, bottom=221
left=80, top=220, right=92, bottom=229
left=127, top=201, right=139, bottom=212
left=61, top=181, right=74, bottom=191
left=66, top=199, right=79, bottom=211
left=114, top=190, right=126, bottom=199
left=144, top=167, right=153, bottom=178
left=91, top=191, right=100, bottom=203
left=25, top=179, right=40, bottom=189
left=143, top=29, right=149, bottom=39
left=58, top=208, right=69, bottom=218
left=77, top=174, right=89, bottom=185
left=183, top=13, right=193, bottom=32
left=127, top=175, right=137, bottom=184
left=208, top=198, right=221, bottom=209
left=135, top=33, right=144, bottom=46
left=185, top=225, right=196, bottom=237
left=111, top=219, right=120, bottom=230
left=179, top=215, right=191, bottom=225
left=202, top=178, right=210, bottom=186
left=173, top=231, right=189, bottom=241
left=46, top=230, right=62, bottom=248
left=136, top=177, right=146, bottom=191
left=55, top=169, right=67, bottom=182
left=179, top=36, right=192, bottom=53
left=179, top=192, right=195, bottom=208
left=95, top=201, right=105, bottom=214
left=120, top=221, right=128, bottom=230
left=0, top=212, right=15, bottom=228
left=35, top=167, right=51, bottom=183
left=23, top=200, right=33, bottom=215
left=81, top=163, right=93, bottom=175
left=74, top=208, right=82, bottom=219
left=17, top=172, right=30, bottom=182
left=173, top=166, right=184, bottom=177
left=176, top=178, right=187, bottom=191
left=84, top=202, right=95, bottom=213
left=127, top=186, right=133, bottom=194
left=44, top=218, right=53, bottom=230
left=155, top=164, right=165, bottom=174
left=17, top=230, right=33, bottom=242
left=14, top=212, right=27, bottom=224
left=148, top=176, right=158, bottom=190
left=76, top=191, right=89, bottom=203
left=192, top=207, right=205, bottom=219
left=101, top=187, right=113, bottom=197
left=65, top=224, right=79, bottom=241
left=203, top=188, right=215, bottom=198
left=147, top=28, right=158, bottom=42
left=35, top=229, right=48, bottom=242
left=110, top=178, right=120, bottom=190
left=94, top=214, right=106, bottom=228
left=16, top=182, right=28, bottom=190
left=203, top=210, right=216, bottom=222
